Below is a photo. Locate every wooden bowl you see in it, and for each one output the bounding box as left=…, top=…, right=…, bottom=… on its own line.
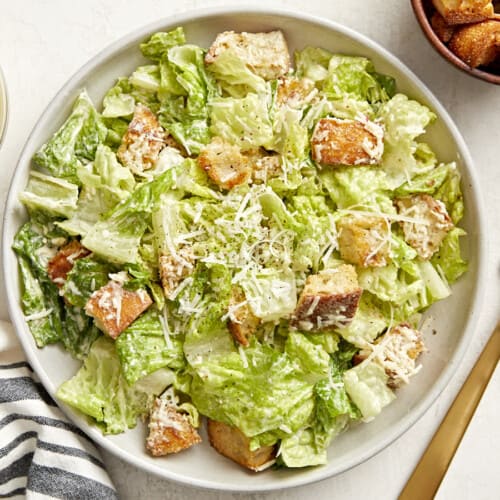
left=411, top=0, right=500, bottom=84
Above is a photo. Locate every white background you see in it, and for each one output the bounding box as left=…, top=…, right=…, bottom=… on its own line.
left=1, top=1, right=499, bottom=498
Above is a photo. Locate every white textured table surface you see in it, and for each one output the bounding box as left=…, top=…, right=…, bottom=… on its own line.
left=1, top=1, right=499, bottom=499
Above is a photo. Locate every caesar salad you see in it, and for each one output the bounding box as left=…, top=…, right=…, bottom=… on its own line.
left=13, top=27, right=467, bottom=470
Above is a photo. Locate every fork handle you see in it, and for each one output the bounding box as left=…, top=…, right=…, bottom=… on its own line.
left=399, top=322, right=500, bottom=499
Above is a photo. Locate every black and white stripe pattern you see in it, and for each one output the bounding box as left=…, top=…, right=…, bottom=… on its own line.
left=0, top=322, right=117, bottom=499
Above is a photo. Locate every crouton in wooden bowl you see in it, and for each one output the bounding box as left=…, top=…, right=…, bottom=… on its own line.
left=411, top=0, right=500, bottom=84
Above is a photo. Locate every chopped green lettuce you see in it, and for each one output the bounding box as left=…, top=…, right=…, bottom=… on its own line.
left=324, top=55, right=395, bottom=104
left=337, top=295, right=387, bottom=347
left=140, top=27, right=186, bottom=61
left=34, top=91, right=107, bottom=183
left=295, top=46, right=332, bottom=83
left=207, top=47, right=268, bottom=97
left=431, top=228, right=468, bottom=283
left=13, top=219, right=65, bottom=347
left=102, top=77, right=135, bottom=118
left=210, top=94, right=273, bottom=151
left=378, top=94, right=436, bottom=188
left=56, top=336, right=173, bottom=434
left=58, top=145, right=135, bottom=236
left=279, top=428, right=327, bottom=467
left=239, top=269, right=297, bottom=321
left=320, top=166, right=388, bottom=209
left=17, top=257, right=62, bottom=347
left=289, top=195, right=336, bottom=272
left=62, top=257, right=111, bottom=308
left=130, top=65, right=161, bottom=93
left=434, top=163, right=464, bottom=224
left=285, top=332, right=330, bottom=384
left=343, top=361, right=395, bottom=419
left=116, top=308, right=185, bottom=385
left=63, top=306, right=101, bottom=360
left=189, top=339, right=316, bottom=438
left=82, top=169, right=176, bottom=264
left=19, top=172, right=79, bottom=218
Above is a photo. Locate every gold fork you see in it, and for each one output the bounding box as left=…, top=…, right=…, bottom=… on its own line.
left=399, top=322, right=500, bottom=499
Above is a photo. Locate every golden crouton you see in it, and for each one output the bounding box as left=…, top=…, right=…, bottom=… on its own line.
left=47, top=240, right=91, bottom=286
left=354, top=323, right=425, bottom=389
left=449, top=19, right=500, bottom=67
left=146, top=398, right=201, bottom=456
left=291, top=265, right=362, bottom=331
left=207, top=420, right=276, bottom=471
left=337, top=215, right=391, bottom=268
left=205, top=30, right=291, bottom=80
left=432, top=0, right=494, bottom=25
left=395, top=194, right=453, bottom=260
left=227, top=287, right=260, bottom=347
left=117, top=104, right=166, bottom=174
left=276, top=77, right=317, bottom=109
left=159, top=247, right=196, bottom=300
left=245, top=149, right=282, bottom=184
left=85, top=281, right=152, bottom=339
left=198, top=137, right=251, bottom=190
left=431, top=12, right=457, bottom=43
left=311, top=117, right=384, bottom=166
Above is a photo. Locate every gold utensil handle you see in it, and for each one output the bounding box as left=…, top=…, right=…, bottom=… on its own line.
left=400, top=322, right=500, bottom=499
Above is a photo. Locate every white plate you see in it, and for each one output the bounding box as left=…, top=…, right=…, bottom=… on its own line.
left=2, top=6, right=487, bottom=492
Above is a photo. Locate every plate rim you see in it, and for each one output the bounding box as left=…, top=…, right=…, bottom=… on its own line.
left=0, top=65, right=8, bottom=147
left=1, top=4, right=488, bottom=492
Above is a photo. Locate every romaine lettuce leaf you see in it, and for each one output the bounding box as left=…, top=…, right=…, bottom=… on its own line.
left=34, top=91, right=107, bottom=183
left=62, top=257, right=111, bottom=308
left=394, top=161, right=449, bottom=197
left=102, top=77, right=135, bottom=118
left=63, top=306, right=101, bottom=360
left=239, top=268, right=297, bottom=321
left=180, top=265, right=235, bottom=364
left=358, top=264, right=424, bottom=307
left=343, top=360, right=395, bottom=419
left=17, top=256, right=62, bottom=347
left=58, top=145, right=136, bottom=236
left=271, top=107, right=309, bottom=161
left=434, top=162, right=464, bottom=224
left=207, top=47, right=268, bottom=97
left=337, top=295, right=387, bottom=347
left=116, top=308, right=185, bottom=385
left=13, top=219, right=65, bottom=347
left=289, top=194, right=336, bottom=272
left=82, top=168, right=176, bottom=264
left=378, top=94, right=436, bottom=188
left=188, top=339, right=315, bottom=438
left=56, top=336, right=173, bottom=434
left=295, top=46, right=332, bottom=83
left=164, top=118, right=211, bottom=155
left=155, top=42, right=216, bottom=155
left=140, top=27, right=186, bottom=61
left=279, top=341, right=360, bottom=467
left=19, top=172, right=79, bottom=218
left=324, top=55, right=395, bottom=104
left=210, top=94, right=273, bottom=151
left=418, top=260, right=451, bottom=302
left=130, top=65, right=161, bottom=93
left=431, top=227, right=468, bottom=283
left=320, top=166, right=388, bottom=209
left=285, top=332, right=330, bottom=384
left=279, top=428, right=327, bottom=467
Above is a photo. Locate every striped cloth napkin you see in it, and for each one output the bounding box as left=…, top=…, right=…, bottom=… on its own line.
left=0, top=320, right=117, bottom=499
